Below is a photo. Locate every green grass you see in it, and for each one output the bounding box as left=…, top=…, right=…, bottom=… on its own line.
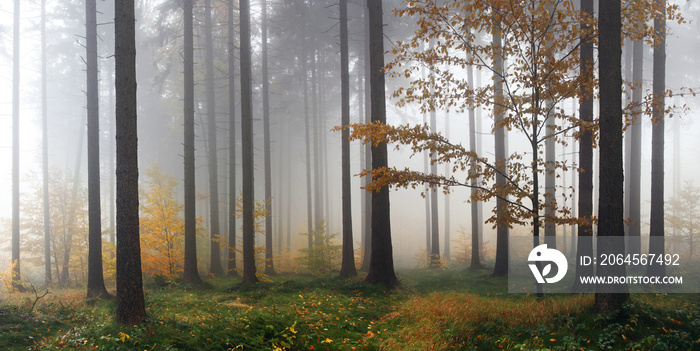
left=1, top=269, right=699, bottom=350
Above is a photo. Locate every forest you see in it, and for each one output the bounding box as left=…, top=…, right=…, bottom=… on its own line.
left=1, top=0, right=700, bottom=349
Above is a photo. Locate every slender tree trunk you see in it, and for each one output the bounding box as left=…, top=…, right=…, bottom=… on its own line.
left=285, top=113, right=292, bottom=254
left=11, top=0, right=21, bottom=286
left=364, top=0, right=397, bottom=287
left=339, top=0, right=357, bottom=278
left=490, top=29, right=504, bottom=273
left=628, top=38, right=643, bottom=258
left=544, top=106, right=556, bottom=246
left=595, top=0, right=629, bottom=314
left=260, top=0, right=275, bottom=275
left=182, top=0, right=203, bottom=285
left=361, top=5, right=372, bottom=271
left=204, top=0, right=224, bottom=277
left=41, top=0, right=51, bottom=286
left=444, top=112, right=450, bottom=262
left=574, top=0, right=595, bottom=292
left=227, top=0, right=238, bottom=276
left=312, top=51, right=323, bottom=239
left=86, top=0, right=109, bottom=299
left=240, top=0, right=259, bottom=284
left=467, top=53, right=486, bottom=273
left=303, top=34, right=314, bottom=250
left=115, top=0, right=146, bottom=324
left=648, top=0, right=666, bottom=278
left=429, top=102, right=440, bottom=269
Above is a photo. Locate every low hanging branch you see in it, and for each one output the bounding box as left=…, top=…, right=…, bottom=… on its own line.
left=335, top=122, right=581, bottom=229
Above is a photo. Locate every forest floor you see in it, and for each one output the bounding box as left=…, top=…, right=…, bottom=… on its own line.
left=1, top=268, right=699, bottom=350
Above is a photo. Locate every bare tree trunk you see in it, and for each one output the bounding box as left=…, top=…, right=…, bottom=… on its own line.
left=115, top=0, right=146, bottom=324
left=41, top=0, right=51, bottom=286
left=647, top=0, right=666, bottom=278
left=444, top=112, right=450, bottom=262
left=429, top=101, right=440, bottom=269
left=182, top=0, right=203, bottom=285
left=595, top=0, right=629, bottom=314
left=628, top=37, right=643, bottom=258
left=339, top=0, right=357, bottom=278
left=261, top=0, right=275, bottom=275
left=574, top=0, right=594, bottom=292
left=227, top=0, right=238, bottom=277
left=302, top=33, right=314, bottom=250
left=204, top=0, right=224, bottom=277
left=490, top=28, right=504, bottom=273
left=361, top=5, right=372, bottom=271
left=312, top=51, right=323, bottom=239
left=240, top=0, right=259, bottom=284
left=11, top=0, right=21, bottom=286
left=86, top=0, right=109, bottom=299
left=364, top=0, right=397, bottom=287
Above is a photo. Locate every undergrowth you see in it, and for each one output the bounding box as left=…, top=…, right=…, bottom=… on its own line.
left=0, top=269, right=697, bottom=350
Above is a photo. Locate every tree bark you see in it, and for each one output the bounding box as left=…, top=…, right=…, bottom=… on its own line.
left=115, top=0, right=146, bottom=324
left=574, top=0, right=594, bottom=292
left=491, top=29, right=504, bottom=274
left=339, top=0, right=357, bottom=278
left=204, top=0, right=224, bottom=277
left=260, top=0, right=275, bottom=276
left=628, top=38, right=643, bottom=259
left=364, top=0, right=397, bottom=287
left=360, top=5, right=372, bottom=271
left=86, top=0, right=109, bottom=299
left=595, top=0, right=629, bottom=314
left=647, top=0, right=666, bottom=278
left=41, top=0, right=51, bottom=286
left=240, top=0, right=259, bottom=284
left=227, top=0, right=238, bottom=277
left=12, top=0, right=21, bottom=286
left=182, top=0, right=203, bottom=286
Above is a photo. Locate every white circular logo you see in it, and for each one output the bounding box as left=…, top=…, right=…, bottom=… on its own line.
left=528, top=244, right=568, bottom=284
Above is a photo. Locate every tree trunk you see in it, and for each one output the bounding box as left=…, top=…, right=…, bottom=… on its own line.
left=240, top=0, right=259, bottom=284
left=429, top=107, right=440, bottom=269
left=574, top=0, right=595, bottom=292
left=41, top=0, right=51, bottom=286
left=61, top=127, right=85, bottom=285
left=204, top=0, right=224, bottom=277
left=11, top=0, right=21, bottom=286
left=303, top=34, right=314, bottom=250
left=86, top=0, right=109, bottom=299
left=339, top=0, right=357, bottom=278
left=490, top=29, right=504, bottom=273
left=361, top=5, right=372, bottom=271
left=227, top=0, right=238, bottom=277
left=364, top=0, right=397, bottom=287
left=647, top=0, right=666, bottom=278
left=312, top=51, right=323, bottom=239
left=115, top=0, right=146, bottom=324
left=444, top=112, right=450, bottom=262
left=595, top=0, right=629, bottom=314
left=628, top=38, right=643, bottom=258
left=182, top=0, right=203, bottom=286
left=260, top=0, right=275, bottom=276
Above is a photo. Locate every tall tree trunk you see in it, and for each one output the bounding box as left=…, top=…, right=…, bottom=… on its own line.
left=544, top=106, right=556, bottom=246
left=285, top=113, right=292, bottom=254
left=339, top=0, right=357, bottom=278
left=240, top=0, right=259, bottom=284
left=628, top=38, right=643, bottom=258
left=182, top=0, right=203, bottom=285
left=574, top=0, right=595, bottom=292
left=648, top=0, right=666, bottom=278
left=115, top=0, right=146, bottom=324
left=227, top=0, right=238, bottom=276
left=312, top=51, right=323, bottom=238
left=302, top=34, right=314, bottom=250
left=490, top=28, right=504, bottom=273
left=204, top=0, right=224, bottom=277
left=468, top=52, right=487, bottom=273
left=261, top=0, right=275, bottom=275
left=260, top=0, right=275, bottom=275
left=444, top=112, right=450, bottom=262
left=41, top=0, right=51, bottom=286
left=364, top=0, right=397, bottom=287
left=11, top=0, right=21, bottom=286
left=429, top=100, right=440, bottom=269
left=595, top=0, right=629, bottom=314
left=361, top=5, right=372, bottom=271
left=86, top=0, right=109, bottom=299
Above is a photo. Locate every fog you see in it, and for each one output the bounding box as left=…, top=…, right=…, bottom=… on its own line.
left=0, top=0, right=699, bottom=279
